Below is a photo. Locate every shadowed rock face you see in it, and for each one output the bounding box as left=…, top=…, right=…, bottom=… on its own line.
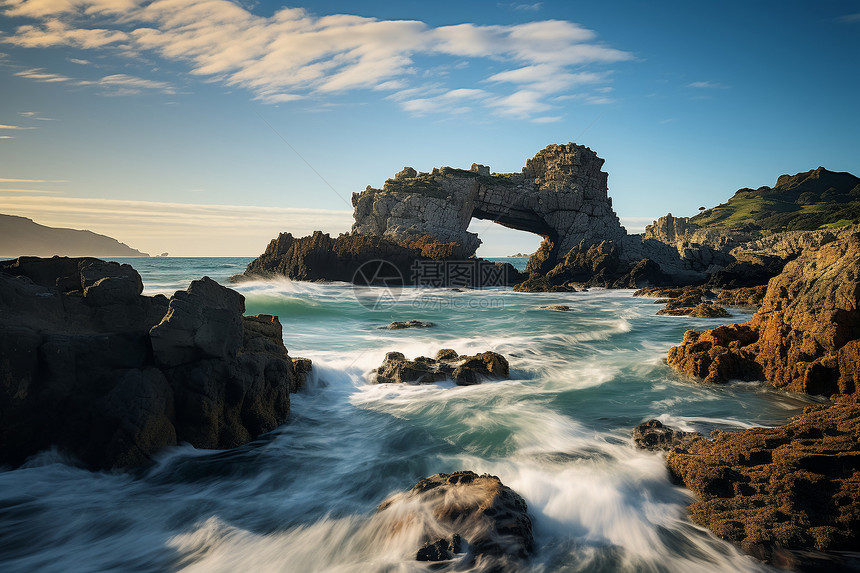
left=377, top=471, right=534, bottom=570
left=351, top=143, right=624, bottom=266
left=0, top=257, right=305, bottom=470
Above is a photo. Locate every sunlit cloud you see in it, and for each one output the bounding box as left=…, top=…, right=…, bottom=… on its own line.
left=0, top=123, right=37, bottom=129
left=0, top=0, right=632, bottom=119
left=0, top=194, right=353, bottom=256
left=13, top=66, right=175, bottom=95
left=19, top=111, right=56, bottom=120
left=0, top=135, right=14, bottom=139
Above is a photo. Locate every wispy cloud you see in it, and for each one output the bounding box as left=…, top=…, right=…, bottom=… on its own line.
left=13, top=67, right=175, bottom=95
left=0, top=1, right=632, bottom=119
left=687, top=81, right=729, bottom=89
left=19, top=111, right=56, bottom=120
left=0, top=135, right=13, bottom=139
left=0, top=123, right=36, bottom=129
left=0, top=194, right=353, bottom=256
left=512, top=3, right=543, bottom=11
left=837, top=13, right=860, bottom=23
left=0, top=187, right=65, bottom=194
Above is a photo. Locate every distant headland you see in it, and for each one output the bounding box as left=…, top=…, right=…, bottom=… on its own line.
left=0, top=213, right=148, bottom=257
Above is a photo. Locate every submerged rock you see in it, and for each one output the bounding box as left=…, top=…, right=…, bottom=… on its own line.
left=374, top=349, right=509, bottom=386
left=382, top=320, right=435, bottom=329
left=539, top=304, right=571, bottom=312
left=377, top=471, right=534, bottom=570
left=0, top=257, right=306, bottom=470
left=632, top=419, right=701, bottom=451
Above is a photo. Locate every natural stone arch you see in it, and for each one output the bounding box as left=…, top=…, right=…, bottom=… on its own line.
left=350, top=143, right=626, bottom=267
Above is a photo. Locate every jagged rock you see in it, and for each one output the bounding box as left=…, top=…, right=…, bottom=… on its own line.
left=352, top=143, right=624, bottom=266
left=0, top=257, right=300, bottom=470
left=243, top=230, right=523, bottom=287
left=717, top=285, right=768, bottom=308
left=377, top=471, right=534, bottom=569
left=382, top=320, right=434, bottom=329
left=632, top=419, right=701, bottom=451
left=374, top=349, right=509, bottom=386
left=635, top=285, right=731, bottom=318
left=539, top=304, right=571, bottom=311
left=150, top=276, right=245, bottom=368
left=666, top=395, right=860, bottom=563
left=667, top=226, right=860, bottom=395
left=291, top=358, right=313, bottom=392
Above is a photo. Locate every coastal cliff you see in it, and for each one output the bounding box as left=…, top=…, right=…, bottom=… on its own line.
left=0, top=256, right=307, bottom=470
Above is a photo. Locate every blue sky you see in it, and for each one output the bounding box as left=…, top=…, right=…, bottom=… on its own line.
left=1, top=0, right=858, bottom=256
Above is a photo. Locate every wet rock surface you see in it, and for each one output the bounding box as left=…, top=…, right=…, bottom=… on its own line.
left=665, top=396, right=860, bottom=563
left=377, top=471, right=534, bottom=570
left=382, top=320, right=435, bottom=329
left=374, top=349, right=509, bottom=386
left=0, top=256, right=307, bottom=470
left=632, top=419, right=700, bottom=451
left=634, top=285, right=731, bottom=318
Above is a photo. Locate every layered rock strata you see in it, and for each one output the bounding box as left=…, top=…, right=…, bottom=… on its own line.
left=377, top=471, right=534, bottom=569
left=0, top=256, right=306, bottom=469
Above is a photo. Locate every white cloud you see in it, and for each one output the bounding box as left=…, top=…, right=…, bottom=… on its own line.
left=19, top=111, right=56, bottom=120
left=13, top=67, right=175, bottom=95
left=0, top=135, right=14, bottom=139
left=0, top=194, right=353, bottom=256
left=14, top=67, right=74, bottom=82
left=0, top=123, right=37, bottom=129
left=1, top=1, right=632, bottom=119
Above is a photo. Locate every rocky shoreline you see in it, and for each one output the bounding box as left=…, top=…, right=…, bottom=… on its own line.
left=0, top=256, right=311, bottom=470
left=637, top=226, right=860, bottom=568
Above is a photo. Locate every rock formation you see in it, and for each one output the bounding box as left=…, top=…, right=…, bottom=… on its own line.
left=634, top=286, right=731, bottom=318
left=652, top=226, right=860, bottom=565
left=242, top=230, right=523, bottom=287
left=352, top=143, right=624, bottom=263
left=374, top=349, right=509, bottom=386
left=667, top=226, right=860, bottom=395
left=377, top=471, right=534, bottom=569
left=0, top=256, right=306, bottom=470
left=664, top=396, right=860, bottom=563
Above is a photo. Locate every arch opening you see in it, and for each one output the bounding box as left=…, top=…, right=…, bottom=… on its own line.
left=466, top=217, right=545, bottom=259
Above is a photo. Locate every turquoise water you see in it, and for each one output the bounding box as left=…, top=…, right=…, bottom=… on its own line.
left=0, top=257, right=819, bottom=572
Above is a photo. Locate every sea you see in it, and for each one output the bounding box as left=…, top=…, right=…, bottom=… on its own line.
left=0, top=256, right=822, bottom=572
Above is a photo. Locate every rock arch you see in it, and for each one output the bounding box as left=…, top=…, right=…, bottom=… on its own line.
left=351, top=143, right=626, bottom=266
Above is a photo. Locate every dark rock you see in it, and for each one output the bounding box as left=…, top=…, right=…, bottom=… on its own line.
left=291, top=357, right=313, bottom=392
left=539, top=304, right=571, bottom=311
left=378, top=471, right=534, bottom=569
left=374, top=349, right=509, bottom=386
left=632, top=419, right=701, bottom=451
left=416, top=534, right=462, bottom=561
left=635, top=285, right=731, bottom=318
left=0, top=257, right=298, bottom=470
left=382, top=320, right=435, bottom=329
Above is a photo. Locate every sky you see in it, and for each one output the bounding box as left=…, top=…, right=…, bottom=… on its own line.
left=1, top=0, right=859, bottom=256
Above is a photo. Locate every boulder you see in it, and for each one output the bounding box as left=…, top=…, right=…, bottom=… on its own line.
left=374, top=349, right=509, bottom=386
left=632, top=419, right=701, bottom=451
left=377, top=471, right=534, bottom=570
left=150, top=276, right=245, bottom=368
left=382, top=320, right=435, bottom=329
left=0, top=257, right=302, bottom=470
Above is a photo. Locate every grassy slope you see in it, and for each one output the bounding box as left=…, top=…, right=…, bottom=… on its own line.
left=690, top=167, right=860, bottom=231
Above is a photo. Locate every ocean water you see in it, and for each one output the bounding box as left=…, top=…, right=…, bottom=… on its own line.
left=0, top=257, right=821, bottom=573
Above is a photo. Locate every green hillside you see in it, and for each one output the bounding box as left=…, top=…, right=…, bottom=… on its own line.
left=690, top=167, right=860, bottom=231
